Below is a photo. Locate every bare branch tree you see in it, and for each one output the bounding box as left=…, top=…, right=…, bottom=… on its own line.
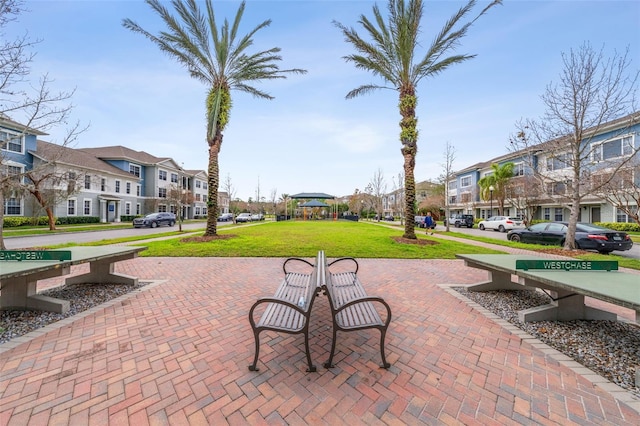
left=368, top=168, right=386, bottom=221
left=1, top=2, right=86, bottom=248
left=221, top=172, right=236, bottom=214
left=440, top=142, right=456, bottom=231
left=510, top=42, right=639, bottom=250
left=168, top=184, right=194, bottom=231
left=594, top=158, right=640, bottom=225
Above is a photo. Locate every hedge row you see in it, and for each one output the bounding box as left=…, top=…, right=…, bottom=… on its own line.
left=3, top=216, right=101, bottom=227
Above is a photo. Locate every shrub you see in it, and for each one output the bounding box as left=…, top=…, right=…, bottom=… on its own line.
left=56, top=216, right=100, bottom=225
left=594, top=222, right=640, bottom=232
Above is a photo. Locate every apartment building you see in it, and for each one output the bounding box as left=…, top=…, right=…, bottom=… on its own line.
left=446, top=113, right=640, bottom=224
left=1, top=116, right=221, bottom=222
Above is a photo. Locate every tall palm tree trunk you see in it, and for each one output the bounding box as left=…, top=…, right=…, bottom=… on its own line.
left=205, top=133, right=222, bottom=236
left=400, top=89, right=418, bottom=239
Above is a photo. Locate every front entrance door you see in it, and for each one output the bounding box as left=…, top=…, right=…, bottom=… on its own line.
left=591, top=207, right=601, bottom=223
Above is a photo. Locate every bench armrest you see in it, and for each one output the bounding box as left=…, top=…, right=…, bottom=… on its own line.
left=282, top=257, right=314, bottom=274
left=248, top=297, right=308, bottom=327
left=328, top=257, right=359, bottom=274
left=334, top=296, right=391, bottom=326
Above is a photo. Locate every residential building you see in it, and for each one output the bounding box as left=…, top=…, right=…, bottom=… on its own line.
left=2, top=116, right=214, bottom=222
left=446, top=112, right=640, bottom=223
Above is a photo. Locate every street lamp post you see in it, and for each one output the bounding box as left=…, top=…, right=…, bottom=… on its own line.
left=489, top=185, right=494, bottom=216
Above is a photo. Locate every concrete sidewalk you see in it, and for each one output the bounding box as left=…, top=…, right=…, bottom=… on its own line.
left=1, top=251, right=639, bottom=424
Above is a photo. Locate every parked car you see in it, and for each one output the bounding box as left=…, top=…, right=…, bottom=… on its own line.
left=251, top=213, right=265, bottom=221
left=478, top=216, right=525, bottom=232
left=235, top=213, right=252, bottom=223
left=444, top=214, right=474, bottom=228
left=414, top=215, right=426, bottom=228
left=384, top=215, right=394, bottom=221
left=133, top=212, right=176, bottom=228
left=507, top=222, right=633, bottom=254
left=218, top=213, right=234, bottom=222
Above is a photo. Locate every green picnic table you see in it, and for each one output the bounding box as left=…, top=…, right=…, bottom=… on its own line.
left=1, top=246, right=146, bottom=313
left=457, top=254, right=640, bottom=324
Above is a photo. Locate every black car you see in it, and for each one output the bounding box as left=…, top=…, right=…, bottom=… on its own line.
left=218, top=213, right=234, bottom=222
left=444, top=214, right=474, bottom=228
left=507, top=222, right=633, bottom=254
left=133, top=212, right=176, bottom=228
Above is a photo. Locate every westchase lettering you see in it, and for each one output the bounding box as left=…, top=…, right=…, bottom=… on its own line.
left=516, top=259, right=618, bottom=271
left=0, top=250, right=72, bottom=262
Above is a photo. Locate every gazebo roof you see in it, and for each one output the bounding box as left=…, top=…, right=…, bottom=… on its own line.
left=299, top=199, right=330, bottom=208
left=290, top=192, right=335, bottom=199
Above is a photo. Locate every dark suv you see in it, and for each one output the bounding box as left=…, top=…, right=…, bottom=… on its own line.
left=133, top=212, right=176, bottom=228
left=445, top=214, right=474, bottom=228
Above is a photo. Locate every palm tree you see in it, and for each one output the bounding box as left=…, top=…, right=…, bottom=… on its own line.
left=123, top=0, right=306, bottom=236
left=334, top=0, right=501, bottom=239
left=478, top=162, right=515, bottom=216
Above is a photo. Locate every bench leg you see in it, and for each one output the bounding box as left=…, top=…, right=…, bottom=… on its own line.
left=518, top=290, right=617, bottom=322
left=303, top=331, right=316, bottom=373
left=467, top=269, right=525, bottom=292
left=379, top=327, right=390, bottom=369
left=248, top=331, right=261, bottom=371
left=323, top=328, right=338, bottom=369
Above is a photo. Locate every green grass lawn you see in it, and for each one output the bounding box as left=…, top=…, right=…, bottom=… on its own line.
left=133, top=220, right=505, bottom=259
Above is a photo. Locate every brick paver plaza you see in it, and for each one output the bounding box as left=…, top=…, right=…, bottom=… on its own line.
left=1, top=250, right=639, bottom=424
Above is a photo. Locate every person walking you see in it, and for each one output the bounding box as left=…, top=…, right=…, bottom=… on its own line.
left=424, top=212, right=434, bottom=235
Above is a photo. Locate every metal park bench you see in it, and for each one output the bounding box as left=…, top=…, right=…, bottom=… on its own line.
left=322, top=256, right=392, bottom=369
left=457, top=254, right=640, bottom=324
left=248, top=252, right=324, bottom=372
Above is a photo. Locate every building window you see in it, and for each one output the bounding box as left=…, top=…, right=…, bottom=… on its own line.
left=514, top=162, right=524, bottom=176
left=84, top=200, right=91, bottom=215
left=448, top=196, right=457, bottom=204
left=195, top=180, right=201, bottom=188
left=101, top=178, right=106, bottom=191
left=195, top=207, right=201, bottom=215
left=544, top=208, right=550, bottom=221
left=159, top=170, right=167, bottom=181
left=6, top=165, right=22, bottom=182
left=592, top=135, right=634, bottom=162
left=195, top=193, right=201, bottom=201
left=125, top=202, right=131, bottom=215
left=68, top=199, right=76, bottom=215
left=202, top=195, right=207, bottom=203
left=171, top=173, right=178, bottom=183
left=158, top=188, right=167, bottom=198
left=460, top=176, right=471, bottom=187
left=84, top=175, right=91, bottom=189
left=126, top=182, right=131, bottom=194
left=0, top=130, right=23, bottom=153
left=203, top=182, right=207, bottom=190
left=546, top=181, right=568, bottom=196
left=448, top=180, right=457, bottom=190
left=616, top=208, right=636, bottom=223
left=136, top=203, right=141, bottom=215
left=546, top=153, right=569, bottom=171
left=129, top=164, right=141, bottom=177
left=554, top=207, right=563, bottom=221
left=136, top=185, right=141, bottom=196
left=115, top=180, right=120, bottom=193
left=4, top=197, right=21, bottom=215
left=158, top=204, right=167, bottom=212
left=170, top=205, right=177, bottom=214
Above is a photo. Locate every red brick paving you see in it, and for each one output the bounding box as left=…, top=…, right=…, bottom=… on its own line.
left=1, top=254, right=639, bottom=425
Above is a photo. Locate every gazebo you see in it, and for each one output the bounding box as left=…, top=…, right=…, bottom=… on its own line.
left=290, top=192, right=336, bottom=220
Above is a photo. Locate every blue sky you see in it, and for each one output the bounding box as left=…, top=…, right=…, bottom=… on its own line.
left=6, top=0, right=639, bottom=201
